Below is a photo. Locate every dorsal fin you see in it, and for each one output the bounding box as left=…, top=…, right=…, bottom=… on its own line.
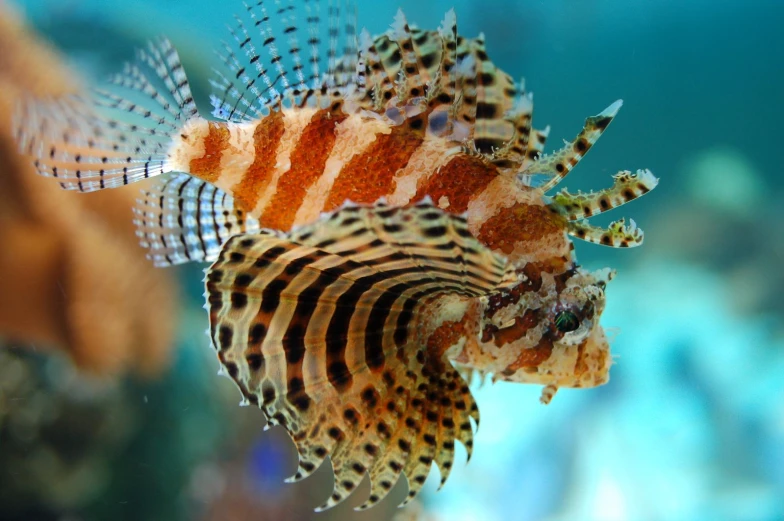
left=470, top=35, right=520, bottom=156
left=210, top=0, right=364, bottom=119
left=390, top=10, right=428, bottom=103
left=334, top=1, right=359, bottom=86
left=326, top=1, right=340, bottom=84
left=278, top=0, right=308, bottom=94
left=303, top=0, right=322, bottom=88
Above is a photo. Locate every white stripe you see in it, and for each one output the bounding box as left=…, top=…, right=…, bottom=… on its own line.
left=387, top=136, right=461, bottom=206
left=213, top=121, right=259, bottom=193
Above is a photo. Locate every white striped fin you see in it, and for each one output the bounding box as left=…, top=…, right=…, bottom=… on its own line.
left=133, top=174, right=260, bottom=266
left=277, top=0, right=308, bottom=93
left=15, top=38, right=196, bottom=193
left=211, top=0, right=361, bottom=120
left=304, top=0, right=323, bottom=87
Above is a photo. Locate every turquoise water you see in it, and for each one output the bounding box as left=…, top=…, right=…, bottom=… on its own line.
left=4, top=1, right=783, bottom=520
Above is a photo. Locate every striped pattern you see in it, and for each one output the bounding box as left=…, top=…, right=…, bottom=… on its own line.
left=160, top=98, right=628, bottom=259
left=134, top=174, right=260, bottom=266
left=206, top=202, right=517, bottom=509
left=550, top=169, right=658, bottom=221
left=259, top=108, right=349, bottom=229
left=16, top=39, right=194, bottom=192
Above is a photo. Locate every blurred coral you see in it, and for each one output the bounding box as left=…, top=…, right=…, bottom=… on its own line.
left=0, top=3, right=177, bottom=376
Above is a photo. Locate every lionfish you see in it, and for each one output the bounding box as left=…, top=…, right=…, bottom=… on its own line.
left=16, top=0, right=658, bottom=511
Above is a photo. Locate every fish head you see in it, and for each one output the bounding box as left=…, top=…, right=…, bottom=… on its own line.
left=456, top=264, right=615, bottom=390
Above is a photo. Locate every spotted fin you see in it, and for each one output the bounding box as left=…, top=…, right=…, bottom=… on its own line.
left=525, top=100, right=623, bottom=193
left=210, top=0, right=360, bottom=121
left=133, top=174, right=260, bottom=267
left=205, top=201, right=517, bottom=510
left=468, top=34, right=521, bottom=157
left=15, top=38, right=198, bottom=192
left=521, top=126, right=550, bottom=170
left=568, top=217, right=644, bottom=248
left=549, top=169, right=659, bottom=220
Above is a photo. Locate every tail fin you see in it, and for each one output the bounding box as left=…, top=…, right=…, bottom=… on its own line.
left=15, top=38, right=198, bottom=193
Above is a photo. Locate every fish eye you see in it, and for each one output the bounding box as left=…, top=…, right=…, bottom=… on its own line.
left=554, top=310, right=581, bottom=333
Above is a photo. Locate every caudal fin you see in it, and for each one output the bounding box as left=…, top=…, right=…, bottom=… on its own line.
left=15, top=38, right=199, bottom=193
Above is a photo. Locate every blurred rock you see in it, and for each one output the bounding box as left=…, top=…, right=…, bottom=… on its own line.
left=0, top=3, right=177, bottom=376
left=683, top=146, right=765, bottom=219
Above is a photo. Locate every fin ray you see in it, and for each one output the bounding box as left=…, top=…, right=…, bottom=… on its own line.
left=133, top=174, right=260, bottom=266
left=206, top=202, right=517, bottom=509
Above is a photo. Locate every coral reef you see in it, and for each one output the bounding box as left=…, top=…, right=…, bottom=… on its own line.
left=0, top=3, right=177, bottom=376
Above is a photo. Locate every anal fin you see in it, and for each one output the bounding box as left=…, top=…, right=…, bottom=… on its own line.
left=133, top=173, right=259, bottom=266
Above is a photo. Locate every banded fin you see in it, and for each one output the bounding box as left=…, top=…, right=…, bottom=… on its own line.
left=568, top=217, right=644, bottom=248
left=469, top=35, right=521, bottom=156
left=133, top=174, right=260, bottom=267
left=16, top=38, right=196, bottom=192
left=205, top=201, right=517, bottom=510
left=525, top=100, right=623, bottom=193
left=549, top=169, right=659, bottom=220
left=352, top=14, right=526, bottom=159
left=389, top=10, right=429, bottom=105
left=328, top=1, right=359, bottom=87
left=521, top=126, right=550, bottom=170
left=488, top=89, right=533, bottom=169
left=210, top=0, right=360, bottom=121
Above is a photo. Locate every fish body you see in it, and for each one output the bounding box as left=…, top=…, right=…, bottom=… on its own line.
left=15, top=2, right=658, bottom=510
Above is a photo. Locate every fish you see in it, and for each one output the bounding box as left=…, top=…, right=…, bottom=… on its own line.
left=14, top=0, right=658, bottom=510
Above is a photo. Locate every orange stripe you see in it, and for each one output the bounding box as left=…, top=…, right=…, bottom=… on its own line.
left=413, top=154, right=499, bottom=213
left=323, top=116, right=426, bottom=211
left=231, top=111, right=286, bottom=213
left=260, top=109, right=348, bottom=230
left=189, top=122, right=230, bottom=183
left=476, top=202, right=568, bottom=256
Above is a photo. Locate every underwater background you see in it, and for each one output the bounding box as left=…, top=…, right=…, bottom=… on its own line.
left=1, top=0, right=782, bottom=520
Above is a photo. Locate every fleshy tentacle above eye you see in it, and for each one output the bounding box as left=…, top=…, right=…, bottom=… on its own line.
left=204, top=200, right=517, bottom=510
